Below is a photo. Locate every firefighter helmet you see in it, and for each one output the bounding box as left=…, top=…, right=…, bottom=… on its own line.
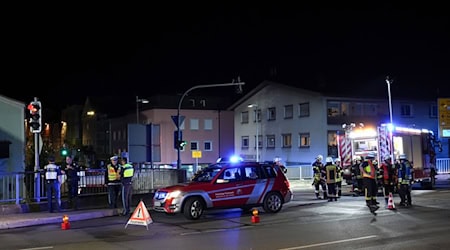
left=384, top=155, right=391, bottom=161
left=399, top=154, right=407, bottom=160
left=316, top=155, right=323, bottom=161
left=326, top=156, right=333, bottom=163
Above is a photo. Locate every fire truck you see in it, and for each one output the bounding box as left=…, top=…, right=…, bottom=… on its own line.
left=338, top=123, right=441, bottom=189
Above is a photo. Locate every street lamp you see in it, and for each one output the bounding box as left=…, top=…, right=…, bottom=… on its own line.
left=385, top=76, right=395, bottom=162
left=248, top=104, right=259, bottom=162
left=176, top=79, right=246, bottom=170
left=136, top=96, right=149, bottom=124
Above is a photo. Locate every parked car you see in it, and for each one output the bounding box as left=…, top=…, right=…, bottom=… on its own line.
left=151, top=161, right=293, bottom=220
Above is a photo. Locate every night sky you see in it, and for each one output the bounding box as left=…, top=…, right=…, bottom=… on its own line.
left=4, top=3, right=449, bottom=116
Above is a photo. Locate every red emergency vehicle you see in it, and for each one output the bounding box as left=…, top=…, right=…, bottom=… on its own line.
left=338, top=123, right=441, bottom=189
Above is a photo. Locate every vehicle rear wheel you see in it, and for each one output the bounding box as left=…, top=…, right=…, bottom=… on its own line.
left=263, top=192, right=283, bottom=213
left=183, top=197, right=204, bottom=220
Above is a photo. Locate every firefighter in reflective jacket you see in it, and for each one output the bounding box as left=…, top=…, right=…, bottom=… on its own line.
left=120, top=158, right=134, bottom=216
left=351, top=156, right=363, bottom=196
left=312, top=155, right=327, bottom=200
left=361, top=153, right=379, bottom=214
left=397, top=154, right=414, bottom=207
left=379, top=155, right=397, bottom=208
left=335, top=158, right=343, bottom=198
left=105, top=155, right=121, bottom=209
left=325, top=157, right=338, bottom=202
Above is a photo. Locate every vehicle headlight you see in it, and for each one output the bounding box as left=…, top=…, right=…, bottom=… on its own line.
left=167, top=190, right=181, bottom=199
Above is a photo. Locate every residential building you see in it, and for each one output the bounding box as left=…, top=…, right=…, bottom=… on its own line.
left=0, top=95, right=25, bottom=173
left=230, top=81, right=448, bottom=167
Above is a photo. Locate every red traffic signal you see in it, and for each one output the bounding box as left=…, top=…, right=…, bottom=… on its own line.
left=28, top=101, right=42, bottom=133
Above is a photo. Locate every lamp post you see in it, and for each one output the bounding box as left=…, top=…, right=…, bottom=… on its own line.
left=136, top=96, right=149, bottom=124
left=248, top=104, right=259, bottom=162
left=176, top=79, right=245, bottom=170
left=385, top=76, right=395, bottom=163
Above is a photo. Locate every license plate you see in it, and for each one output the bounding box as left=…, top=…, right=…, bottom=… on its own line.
left=154, top=201, right=161, bottom=207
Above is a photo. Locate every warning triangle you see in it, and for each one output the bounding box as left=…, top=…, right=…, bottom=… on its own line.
left=125, top=200, right=153, bottom=230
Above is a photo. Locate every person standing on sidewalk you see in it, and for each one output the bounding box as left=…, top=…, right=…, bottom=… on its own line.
left=63, top=155, right=80, bottom=210
left=119, top=158, right=134, bottom=216
left=44, top=155, right=63, bottom=213
left=105, top=155, right=121, bottom=209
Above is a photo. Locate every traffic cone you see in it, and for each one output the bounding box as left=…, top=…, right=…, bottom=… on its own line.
left=251, top=209, right=260, bottom=223
left=61, top=214, right=71, bottom=230
left=387, top=192, right=396, bottom=210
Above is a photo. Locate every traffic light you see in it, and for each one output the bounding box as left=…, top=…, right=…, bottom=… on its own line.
left=177, top=140, right=187, bottom=150
left=27, top=101, right=42, bottom=133
left=60, top=148, right=69, bottom=156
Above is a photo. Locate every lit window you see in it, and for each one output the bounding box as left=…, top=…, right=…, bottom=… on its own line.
left=282, top=133, right=292, bottom=148
left=299, top=133, right=310, bottom=148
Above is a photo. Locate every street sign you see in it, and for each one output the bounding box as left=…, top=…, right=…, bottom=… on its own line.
left=171, top=115, right=185, bottom=127
left=438, top=98, right=450, bottom=138
left=192, top=150, right=202, bottom=158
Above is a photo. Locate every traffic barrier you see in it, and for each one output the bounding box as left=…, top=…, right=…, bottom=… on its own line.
left=251, top=209, right=260, bottom=223
left=387, top=192, right=396, bottom=210
left=61, top=214, right=70, bottom=230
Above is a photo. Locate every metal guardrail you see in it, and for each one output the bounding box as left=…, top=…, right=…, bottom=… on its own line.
left=1, top=158, right=449, bottom=205
left=0, top=167, right=182, bottom=205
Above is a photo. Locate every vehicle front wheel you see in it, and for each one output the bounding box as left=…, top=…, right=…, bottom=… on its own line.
left=183, top=197, right=204, bottom=220
left=263, top=192, right=283, bottom=213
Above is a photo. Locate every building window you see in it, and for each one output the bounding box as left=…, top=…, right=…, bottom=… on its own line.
left=299, top=102, right=310, bottom=117
left=327, top=101, right=340, bottom=117
left=204, top=141, right=212, bottom=151
left=400, top=104, right=413, bottom=117
left=429, top=104, right=437, bottom=118
left=190, top=119, right=199, bottom=130
left=267, top=107, right=276, bottom=121
left=253, top=109, right=262, bottom=122
left=190, top=141, right=199, bottom=150
left=241, top=136, right=249, bottom=148
left=327, top=131, right=338, bottom=158
left=364, top=103, right=378, bottom=116
left=241, top=111, right=249, bottom=124
left=282, top=133, right=292, bottom=148
left=284, top=105, right=293, bottom=119
left=204, top=119, right=213, bottom=130
left=256, top=135, right=262, bottom=148
left=266, top=134, right=276, bottom=148
left=299, top=133, right=310, bottom=148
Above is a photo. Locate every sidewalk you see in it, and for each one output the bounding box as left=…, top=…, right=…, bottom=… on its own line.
left=0, top=179, right=313, bottom=230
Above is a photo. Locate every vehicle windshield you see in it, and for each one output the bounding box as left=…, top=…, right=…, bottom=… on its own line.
left=191, top=164, right=223, bottom=182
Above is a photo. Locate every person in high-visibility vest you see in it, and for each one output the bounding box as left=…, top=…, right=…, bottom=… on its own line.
left=120, top=158, right=135, bottom=216
left=44, top=155, right=64, bottom=213
left=335, top=158, right=343, bottom=198
left=105, top=155, right=121, bottom=209
left=351, top=156, right=363, bottom=197
left=325, top=157, right=338, bottom=202
left=379, top=155, right=397, bottom=208
left=360, top=153, right=379, bottom=215
left=312, top=155, right=327, bottom=200
left=396, top=154, right=414, bottom=207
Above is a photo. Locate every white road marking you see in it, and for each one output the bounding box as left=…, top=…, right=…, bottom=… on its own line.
left=277, top=235, right=378, bottom=250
